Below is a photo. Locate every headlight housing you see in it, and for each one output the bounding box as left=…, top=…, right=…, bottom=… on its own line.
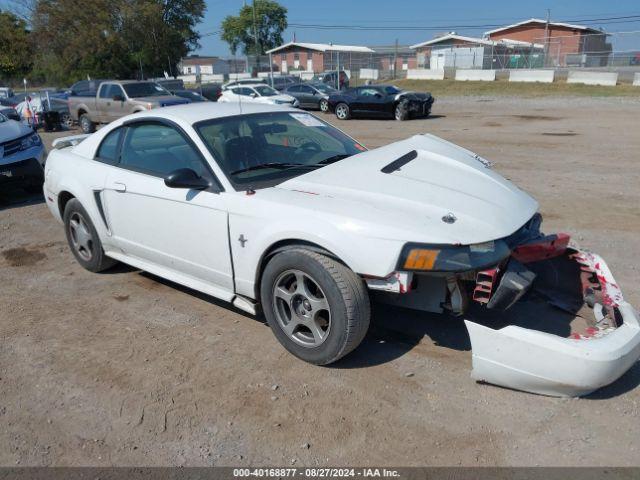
left=398, top=240, right=511, bottom=272
left=20, top=132, right=42, bottom=151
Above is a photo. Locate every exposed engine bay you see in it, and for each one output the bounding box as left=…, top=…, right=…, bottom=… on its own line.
left=366, top=214, right=640, bottom=397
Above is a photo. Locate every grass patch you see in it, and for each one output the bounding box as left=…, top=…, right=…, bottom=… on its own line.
left=379, top=79, right=640, bottom=98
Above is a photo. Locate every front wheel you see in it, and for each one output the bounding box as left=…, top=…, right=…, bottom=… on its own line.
left=319, top=98, right=329, bottom=113
left=395, top=102, right=409, bottom=121
left=261, top=249, right=370, bottom=365
left=335, top=102, right=351, bottom=120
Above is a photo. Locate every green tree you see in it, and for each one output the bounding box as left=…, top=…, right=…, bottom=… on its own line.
left=0, top=10, right=33, bottom=83
left=30, top=0, right=205, bottom=85
left=221, top=0, right=287, bottom=56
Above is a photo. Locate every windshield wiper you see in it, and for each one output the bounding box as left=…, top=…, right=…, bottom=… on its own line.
left=231, top=162, right=320, bottom=175
left=318, top=154, right=351, bottom=165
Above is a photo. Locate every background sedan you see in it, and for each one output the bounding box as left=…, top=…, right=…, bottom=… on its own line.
left=283, top=82, right=337, bottom=112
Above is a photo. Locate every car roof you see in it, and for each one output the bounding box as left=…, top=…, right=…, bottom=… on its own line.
left=124, top=102, right=296, bottom=124
left=228, top=83, right=269, bottom=88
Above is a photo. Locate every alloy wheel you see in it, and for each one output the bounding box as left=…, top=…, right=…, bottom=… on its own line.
left=336, top=104, right=348, bottom=119
left=272, top=269, right=331, bottom=347
left=68, top=212, right=94, bottom=261
left=320, top=99, right=329, bottom=112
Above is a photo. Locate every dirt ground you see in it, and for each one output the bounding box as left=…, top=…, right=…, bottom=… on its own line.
left=1, top=96, right=639, bottom=467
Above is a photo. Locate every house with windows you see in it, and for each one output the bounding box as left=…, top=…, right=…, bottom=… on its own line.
left=179, top=55, right=230, bottom=75
left=485, top=18, right=611, bottom=67
left=410, top=33, right=544, bottom=70
left=266, top=42, right=375, bottom=74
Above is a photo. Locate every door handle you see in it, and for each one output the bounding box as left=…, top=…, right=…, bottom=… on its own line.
left=112, top=182, right=126, bottom=192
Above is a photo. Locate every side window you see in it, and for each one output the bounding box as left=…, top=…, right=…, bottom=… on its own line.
left=300, top=86, right=314, bottom=94
left=288, top=85, right=301, bottom=93
left=96, top=128, right=122, bottom=165
left=359, top=88, right=380, bottom=97
left=120, top=123, right=209, bottom=178
left=98, top=85, right=112, bottom=99
left=111, top=85, right=125, bottom=99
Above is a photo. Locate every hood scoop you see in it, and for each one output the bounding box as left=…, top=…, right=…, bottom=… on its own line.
left=381, top=150, right=418, bottom=174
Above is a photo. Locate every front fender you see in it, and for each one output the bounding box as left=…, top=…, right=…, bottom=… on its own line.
left=228, top=205, right=404, bottom=299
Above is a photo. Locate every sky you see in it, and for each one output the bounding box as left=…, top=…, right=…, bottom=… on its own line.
left=197, top=0, right=640, bottom=56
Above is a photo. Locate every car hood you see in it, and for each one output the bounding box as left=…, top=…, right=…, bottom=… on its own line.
left=136, top=95, right=190, bottom=105
left=396, top=91, right=432, bottom=101
left=260, top=94, right=296, bottom=103
left=0, top=119, right=32, bottom=143
left=276, top=134, right=538, bottom=245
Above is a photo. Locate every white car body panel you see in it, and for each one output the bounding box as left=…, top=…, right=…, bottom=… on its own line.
left=43, top=103, right=640, bottom=397
left=218, top=85, right=298, bottom=107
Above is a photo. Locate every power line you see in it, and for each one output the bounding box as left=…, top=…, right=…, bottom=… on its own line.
left=285, top=14, right=640, bottom=32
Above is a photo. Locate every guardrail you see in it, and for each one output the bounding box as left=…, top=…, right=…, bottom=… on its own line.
left=455, top=70, right=496, bottom=82
left=509, top=69, right=555, bottom=83
left=406, top=69, right=445, bottom=80
left=567, top=71, right=618, bottom=86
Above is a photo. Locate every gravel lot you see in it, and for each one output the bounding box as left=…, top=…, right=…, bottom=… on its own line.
left=1, top=96, right=639, bottom=467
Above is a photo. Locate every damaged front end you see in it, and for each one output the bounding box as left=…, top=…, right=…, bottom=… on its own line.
left=368, top=214, right=640, bottom=397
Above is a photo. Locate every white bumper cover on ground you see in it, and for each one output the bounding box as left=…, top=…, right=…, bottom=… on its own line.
left=465, top=250, right=640, bottom=397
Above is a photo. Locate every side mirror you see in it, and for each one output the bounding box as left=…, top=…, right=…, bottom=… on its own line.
left=250, top=92, right=257, bottom=98
left=113, top=94, right=124, bottom=102
left=374, top=93, right=382, bottom=98
left=164, top=168, right=210, bottom=190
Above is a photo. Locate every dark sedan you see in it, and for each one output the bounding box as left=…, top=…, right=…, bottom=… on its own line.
left=170, top=89, right=208, bottom=102
left=328, top=85, right=434, bottom=121
left=283, top=82, right=337, bottom=112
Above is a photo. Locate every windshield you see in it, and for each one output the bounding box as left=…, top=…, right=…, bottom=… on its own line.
left=384, top=85, right=402, bottom=95
left=253, top=85, right=278, bottom=97
left=0, top=113, right=6, bottom=123
left=123, top=82, right=170, bottom=98
left=196, top=111, right=365, bottom=189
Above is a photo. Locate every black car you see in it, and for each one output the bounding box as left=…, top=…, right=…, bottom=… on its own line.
left=199, top=83, right=223, bottom=102
left=328, top=85, right=434, bottom=121
left=283, top=82, right=337, bottom=112
left=268, top=75, right=299, bottom=91
left=0, top=107, right=20, bottom=121
left=170, top=89, right=208, bottom=102
left=313, top=70, right=350, bottom=90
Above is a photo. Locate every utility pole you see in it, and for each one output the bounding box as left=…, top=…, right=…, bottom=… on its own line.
left=393, top=38, right=398, bottom=80
left=252, top=0, right=260, bottom=74
left=543, top=8, right=551, bottom=66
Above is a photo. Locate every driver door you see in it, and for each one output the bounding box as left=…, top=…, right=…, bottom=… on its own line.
left=101, top=120, right=234, bottom=292
left=359, top=88, right=387, bottom=116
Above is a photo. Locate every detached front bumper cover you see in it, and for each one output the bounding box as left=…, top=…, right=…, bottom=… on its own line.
left=465, top=245, right=640, bottom=397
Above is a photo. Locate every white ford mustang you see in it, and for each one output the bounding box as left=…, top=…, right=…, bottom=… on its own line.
left=44, top=103, right=640, bottom=397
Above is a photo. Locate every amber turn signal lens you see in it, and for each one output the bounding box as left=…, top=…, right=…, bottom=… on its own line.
left=403, top=248, right=439, bottom=270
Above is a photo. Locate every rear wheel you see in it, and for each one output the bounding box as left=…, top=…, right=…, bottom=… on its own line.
left=261, top=248, right=370, bottom=365
left=335, top=103, right=351, bottom=120
left=319, top=98, right=329, bottom=113
left=79, top=114, right=95, bottom=134
left=63, top=199, right=116, bottom=272
left=60, top=112, right=73, bottom=130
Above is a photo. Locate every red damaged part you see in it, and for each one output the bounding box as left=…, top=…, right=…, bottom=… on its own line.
left=473, top=268, right=498, bottom=304
left=511, top=233, right=570, bottom=263
left=570, top=250, right=623, bottom=308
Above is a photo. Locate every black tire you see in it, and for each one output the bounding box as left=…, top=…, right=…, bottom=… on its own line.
left=335, top=102, right=351, bottom=120
left=63, top=199, right=116, bottom=273
left=394, top=102, right=409, bottom=121
left=261, top=248, right=370, bottom=365
left=319, top=98, right=329, bottom=113
left=60, top=113, right=73, bottom=130
left=79, top=114, right=95, bottom=134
